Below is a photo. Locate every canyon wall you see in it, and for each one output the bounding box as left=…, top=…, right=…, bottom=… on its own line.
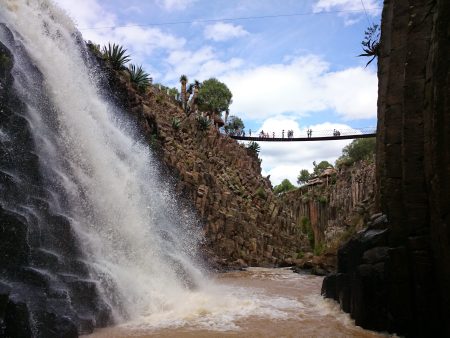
left=102, top=62, right=310, bottom=268
left=322, top=0, right=450, bottom=336
left=280, top=161, right=375, bottom=272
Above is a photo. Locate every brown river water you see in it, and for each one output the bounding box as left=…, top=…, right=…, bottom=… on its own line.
left=85, top=268, right=391, bottom=338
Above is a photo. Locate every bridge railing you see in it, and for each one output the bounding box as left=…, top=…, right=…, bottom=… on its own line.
left=226, top=127, right=377, bottom=139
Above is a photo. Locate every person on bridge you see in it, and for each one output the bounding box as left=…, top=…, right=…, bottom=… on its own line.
left=282, top=130, right=285, bottom=139
left=249, top=129, right=251, bottom=136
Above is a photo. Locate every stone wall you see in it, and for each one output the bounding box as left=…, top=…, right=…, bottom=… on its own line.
left=102, top=63, right=309, bottom=268
left=322, top=1, right=450, bottom=336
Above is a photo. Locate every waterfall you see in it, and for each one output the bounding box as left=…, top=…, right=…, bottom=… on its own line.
left=0, top=0, right=205, bottom=333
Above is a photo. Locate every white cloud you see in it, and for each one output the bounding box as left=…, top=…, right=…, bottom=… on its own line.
left=54, top=0, right=185, bottom=72
left=257, top=119, right=358, bottom=186
left=313, top=0, right=379, bottom=12
left=223, top=55, right=377, bottom=121
left=313, top=0, right=381, bottom=25
left=164, top=47, right=243, bottom=83
left=204, top=22, right=249, bottom=42
left=156, top=0, right=197, bottom=11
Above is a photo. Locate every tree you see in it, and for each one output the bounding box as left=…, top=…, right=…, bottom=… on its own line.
left=225, top=115, right=245, bottom=134
left=197, top=78, right=232, bottom=116
left=273, top=179, right=296, bottom=195
left=180, top=75, right=188, bottom=110
left=297, top=169, right=311, bottom=185
left=313, top=160, right=333, bottom=176
left=336, top=137, right=376, bottom=167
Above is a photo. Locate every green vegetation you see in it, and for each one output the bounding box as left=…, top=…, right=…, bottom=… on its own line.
left=318, top=195, right=327, bottom=204
left=102, top=43, right=130, bottom=70
left=255, top=186, right=267, bottom=199
left=225, top=115, right=245, bottom=134
left=197, top=78, right=232, bottom=115
left=86, top=41, right=101, bottom=57
left=313, top=160, right=333, bottom=175
left=297, top=169, right=311, bottom=185
left=273, top=179, right=296, bottom=195
left=299, top=216, right=315, bottom=248
left=336, top=137, right=376, bottom=167
left=155, top=93, right=164, bottom=104
left=313, top=242, right=324, bottom=256
left=246, top=141, right=260, bottom=156
left=196, top=115, right=211, bottom=131
left=359, top=23, right=380, bottom=67
left=180, top=75, right=188, bottom=109
left=172, top=117, right=181, bottom=131
left=128, top=64, right=152, bottom=92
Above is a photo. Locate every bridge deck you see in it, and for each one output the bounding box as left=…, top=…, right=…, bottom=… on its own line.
left=230, top=133, right=376, bottom=142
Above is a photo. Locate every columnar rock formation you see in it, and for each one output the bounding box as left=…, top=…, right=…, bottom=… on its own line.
left=280, top=162, right=375, bottom=251
left=322, top=1, right=450, bottom=336
left=103, top=63, right=310, bottom=268
left=278, top=162, right=375, bottom=275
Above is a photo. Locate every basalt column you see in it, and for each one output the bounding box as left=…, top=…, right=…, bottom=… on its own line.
left=322, top=0, right=450, bottom=336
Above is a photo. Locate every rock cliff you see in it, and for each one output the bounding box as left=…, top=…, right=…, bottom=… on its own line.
left=100, top=60, right=310, bottom=268
left=322, top=1, right=450, bottom=336
left=280, top=161, right=375, bottom=273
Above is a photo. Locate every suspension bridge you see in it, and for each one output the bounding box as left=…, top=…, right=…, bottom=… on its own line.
left=228, top=127, right=376, bottom=142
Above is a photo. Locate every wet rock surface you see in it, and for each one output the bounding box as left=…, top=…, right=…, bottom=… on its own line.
left=0, top=28, right=112, bottom=337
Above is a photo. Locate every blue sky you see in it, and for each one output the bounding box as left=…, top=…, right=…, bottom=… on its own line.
left=54, top=0, right=382, bottom=185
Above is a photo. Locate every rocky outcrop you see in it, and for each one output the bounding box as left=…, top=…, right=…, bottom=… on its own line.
left=322, top=1, right=450, bottom=336
left=280, top=161, right=375, bottom=273
left=100, top=59, right=309, bottom=269
left=0, top=28, right=112, bottom=336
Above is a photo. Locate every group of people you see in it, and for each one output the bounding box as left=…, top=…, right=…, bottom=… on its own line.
left=258, top=130, right=271, bottom=138
left=228, top=128, right=344, bottom=138
left=284, top=130, right=294, bottom=138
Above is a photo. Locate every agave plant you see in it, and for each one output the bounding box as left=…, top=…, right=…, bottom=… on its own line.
left=196, top=115, right=211, bottom=131
left=102, top=43, right=130, bottom=70
left=246, top=141, right=260, bottom=155
left=172, top=117, right=181, bottom=131
left=128, top=64, right=152, bottom=91
left=358, top=24, right=380, bottom=67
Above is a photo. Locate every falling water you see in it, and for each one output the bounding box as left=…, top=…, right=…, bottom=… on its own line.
left=0, top=0, right=205, bottom=326
left=0, top=1, right=393, bottom=336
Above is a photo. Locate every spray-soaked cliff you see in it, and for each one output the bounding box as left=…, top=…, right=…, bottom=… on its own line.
left=0, top=1, right=206, bottom=336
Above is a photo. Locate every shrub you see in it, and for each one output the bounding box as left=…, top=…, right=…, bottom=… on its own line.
left=102, top=43, right=130, bottom=70
left=155, top=94, right=165, bottom=104
left=336, top=137, right=376, bottom=167
left=128, top=64, right=152, bottom=91
left=246, top=141, right=260, bottom=156
left=313, top=243, right=324, bottom=256
left=318, top=195, right=327, bottom=204
left=359, top=23, right=380, bottom=67
left=196, top=115, right=211, bottom=131
left=256, top=186, right=267, bottom=199
left=273, top=179, right=296, bottom=195
left=172, top=117, right=181, bottom=131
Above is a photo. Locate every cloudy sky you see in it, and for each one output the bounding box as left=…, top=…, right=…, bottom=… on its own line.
left=53, top=0, right=382, bottom=186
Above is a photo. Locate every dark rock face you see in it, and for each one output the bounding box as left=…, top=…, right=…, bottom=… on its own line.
left=0, top=26, right=112, bottom=337
left=322, top=0, right=450, bottom=336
